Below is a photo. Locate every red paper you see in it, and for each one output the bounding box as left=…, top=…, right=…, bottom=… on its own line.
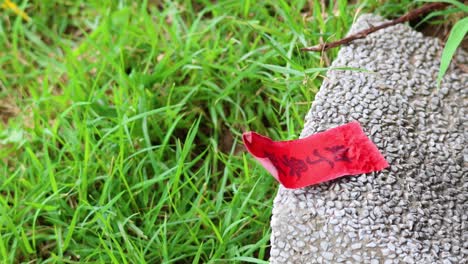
left=242, top=121, right=389, bottom=189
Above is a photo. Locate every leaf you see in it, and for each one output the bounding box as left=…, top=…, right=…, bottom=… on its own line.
left=0, top=128, right=25, bottom=146
left=1, top=0, right=31, bottom=21
left=419, top=0, right=468, bottom=13
left=437, top=17, right=468, bottom=86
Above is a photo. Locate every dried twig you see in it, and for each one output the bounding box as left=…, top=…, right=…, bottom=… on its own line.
left=301, top=2, right=449, bottom=52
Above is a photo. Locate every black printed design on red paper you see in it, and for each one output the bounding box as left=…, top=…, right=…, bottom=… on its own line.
left=280, top=155, right=308, bottom=178
left=264, top=146, right=353, bottom=179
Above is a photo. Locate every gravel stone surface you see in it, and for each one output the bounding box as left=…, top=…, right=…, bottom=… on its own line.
left=270, top=14, right=467, bottom=264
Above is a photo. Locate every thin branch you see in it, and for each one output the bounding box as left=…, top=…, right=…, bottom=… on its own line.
left=301, top=2, right=449, bottom=52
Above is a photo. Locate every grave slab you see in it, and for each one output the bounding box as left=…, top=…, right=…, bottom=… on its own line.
left=269, top=14, right=467, bottom=264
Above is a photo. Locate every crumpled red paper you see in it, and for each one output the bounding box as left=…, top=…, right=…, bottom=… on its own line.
left=242, top=121, right=389, bottom=189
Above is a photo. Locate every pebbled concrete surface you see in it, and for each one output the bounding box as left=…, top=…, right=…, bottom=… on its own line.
left=270, top=14, right=467, bottom=264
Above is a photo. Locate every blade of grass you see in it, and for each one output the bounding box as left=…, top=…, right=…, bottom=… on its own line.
left=436, top=16, right=468, bottom=86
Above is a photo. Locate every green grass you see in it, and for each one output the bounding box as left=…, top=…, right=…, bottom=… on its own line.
left=0, top=0, right=458, bottom=263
